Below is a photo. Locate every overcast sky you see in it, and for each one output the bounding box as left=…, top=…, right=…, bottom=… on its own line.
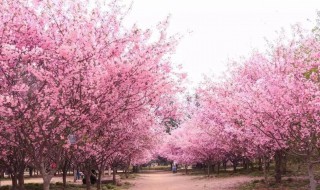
left=122, top=0, right=319, bottom=84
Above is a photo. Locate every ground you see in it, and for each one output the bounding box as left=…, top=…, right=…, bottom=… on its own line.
left=0, top=176, right=79, bottom=186
left=127, top=171, right=258, bottom=190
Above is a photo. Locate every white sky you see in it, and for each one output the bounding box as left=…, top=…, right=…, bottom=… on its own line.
left=122, top=0, right=319, bottom=84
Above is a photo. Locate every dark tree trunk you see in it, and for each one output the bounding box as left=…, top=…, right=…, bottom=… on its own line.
left=217, top=162, right=220, bottom=174
left=232, top=161, right=237, bottom=172
left=62, top=169, right=67, bottom=189
left=243, top=158, right=248, bottom=170
left=96, top=169, right=103, bottom=190
left=274, top=150, right=282, bottom=183
left=263, top=156, right=268, bottom=184
left=223, top=161, right=227, bottom=171
left=84, top=170, right=91, bottom=190
left=11, top=173, right=18, bottom=190
left=29, top=167, right=33, bottom=177
left=18, top=169, right=25, bottom=190
left=282, top=152, right=287, bottom=175
left=258, top=158, right=262, bottom=171
left=112, top=168, right=117, bottom=185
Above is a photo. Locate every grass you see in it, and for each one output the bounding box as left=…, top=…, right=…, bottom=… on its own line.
left=0, top=182, right=131, bottom=190
left=141, top=165, right=171, bottom=171
left=239, top=178, right=312, bottom=190
left=119, top=173, right=139, bottom=180
left=184, top=167, right=268, bottom=178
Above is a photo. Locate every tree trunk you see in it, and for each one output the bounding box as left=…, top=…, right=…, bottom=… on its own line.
left=217, top=162, right=220, bottom=175
left=232, top=161, right=237, bottom=172
left=18, top=168, right=25, bottom=190
left=207, top=163, right=210, bottom=177
left=258, top=158, right=262, bottom=171
left=263, top=156, right=268, bottom=184
left=29, top=167, right=33, bottom=177
left=43, top=175, right=52, bottom=190
left=108, top=167, right=111, bottom=176
left=73, top=169, right=77, bottom=183
left=112, top=168, right=117, bottom=185
left=282, top=152, right=287, bottom=175
left=62, top=169, right=67, bottom=189
left=185, top=165, right=188, bottom=174
left=223, top=161, right=227, bottom=171
left=96, top=169, right=102, bottom=190
left=274, top=150, right=282, bottom=183
left=11, top=174, right=18, bottom=190
left=243, top=158, right=248, bottom=170
left=84, top=170, right=91, bottom=190
left=308, top=162, right=317, bottom=190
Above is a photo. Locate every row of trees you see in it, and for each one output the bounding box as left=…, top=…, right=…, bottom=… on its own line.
left=162, top=26, right=320, bottom=190
left=0, top=1, right=184, bottom=190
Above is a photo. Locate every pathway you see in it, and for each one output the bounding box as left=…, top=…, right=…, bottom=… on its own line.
left=128, top=171, right=257, bottom=190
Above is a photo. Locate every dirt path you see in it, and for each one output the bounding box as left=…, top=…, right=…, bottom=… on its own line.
left=128, top=171, right=258, bottom=190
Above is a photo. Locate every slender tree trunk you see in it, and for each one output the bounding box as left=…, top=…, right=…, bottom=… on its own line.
left=18, top=168, right=25, bottom=190
left=29, top=167, right=33, bottom=177
left=274, top=150, right=282, bottom=183
left=96, top=169, right=102, bottom=190
left=62, top=169, right=67, bottom=189
left=243, top=158, right=247, bottom=170
left=263, top=156, right=268, bottom=184
left=112, top=168, right=117, bottom=185
left=11, top=174, right=18, bottom=190
left=307, top=162, right=317, bottom=190
left=232, top=161, right=237, bottom=172
left=207, top=163, right=210, bottom=177
left=217, top=162, right=220, bottom=174
left=108, top=167, right=111, bottom=176
left=282, top=152, right=287, bottom=175
left=185, top=165, right=188, bottom=174
left=84, top=170, right=91, bottom=190
left=258, top=158, right=262, bottom=171
left=223, top=161, right=227, bottom=171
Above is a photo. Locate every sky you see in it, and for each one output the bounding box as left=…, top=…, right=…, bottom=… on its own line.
left=122, top=0, right=320, bottom=84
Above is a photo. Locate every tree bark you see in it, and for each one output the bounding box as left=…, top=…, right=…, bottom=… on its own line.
left=18, top=168, right=25, bottom=190
left=232, top=161, right=237, bottom=172
left=282, top=152, right=287, bottom=175
left=258, top=158, right=262, bottom=171
left=307, top=162, right=317, bottom=190
left=84, top=170, right=91, bottom=190
left=29, top=167, right=33, bottom=177
left=263, top=156, right=268, bottom=184
left=112, top=168, right=117, bottom=185
left=96, top=169, right=102, bottom=190
left=207, top=163, right=211, bottom=177
left=62, top=169, right=67, bottom=189
left=11, top=173, right=18, bottom=190
left=42, top=175, right=52, bottom=190
left=274, top=150, right=282, bottom=183
left=223, top=161, right=227, bottom=171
